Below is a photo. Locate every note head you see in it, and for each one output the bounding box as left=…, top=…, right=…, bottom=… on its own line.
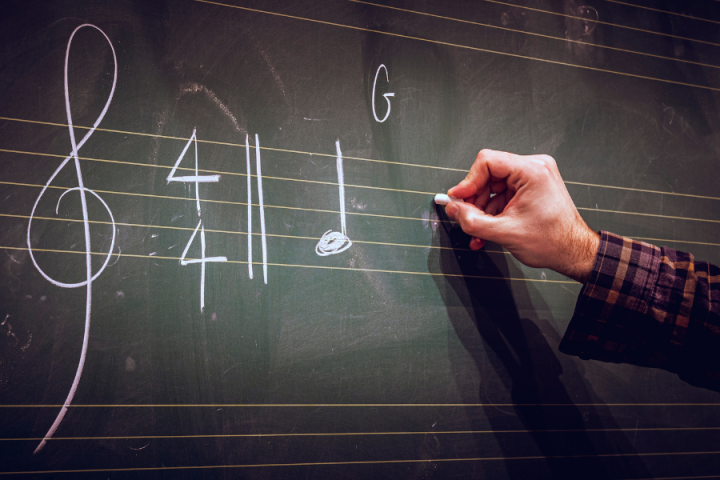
left=315, top=230, right=352, bottom=256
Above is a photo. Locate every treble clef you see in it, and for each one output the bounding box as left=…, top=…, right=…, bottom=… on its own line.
left=26, top=24, right=118, bottom=454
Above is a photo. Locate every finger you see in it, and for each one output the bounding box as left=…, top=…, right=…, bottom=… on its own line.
left=485, top=193, right=509, bottom=216
left=490, top=180, right=507, bottom=194
left=469, top=237, right=485, bottom=250
left=504, top=186, right=515, bottom=205
left=450, top=201, right=507, bottom=243
left=474, top=184, right=492, bottom=211
left=448, top=149, right=520, bottom=199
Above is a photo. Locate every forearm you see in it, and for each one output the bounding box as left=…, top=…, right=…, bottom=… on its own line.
left=559, top=232, right=720, bottom=390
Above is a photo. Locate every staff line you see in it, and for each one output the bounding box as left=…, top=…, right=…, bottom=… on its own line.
left=0, top=116, right=466, bottom=173
left=0, top=180, right=451, bottom=224
left=3, top=179, right=720, bottom=226
left=564, top=181, right=720, bottom=202
left=576, top=206, right=720, bottom=224
left=0, top=147, right=437, bottom=197
left=194, top=0, right=720, bottom=94
left=605, top=0, right=720, bottom=26
left=350, top=0, right=720, bottom=70
left=2, top=450, right=720, bottom=475
left=4, top=117, right=720, bottom=202
left=632, top=236, right=720, bottom=248
left=8, top=212, right=720, bottom=250
left=627, top=476, right=720, bottom=480
left=484, top=0, right=720, bottom=48
left=4, top=425, right=720, bottom=442
left=0, top=245, right=578, bottom=284
left=2, top=402, right=719, bottom=407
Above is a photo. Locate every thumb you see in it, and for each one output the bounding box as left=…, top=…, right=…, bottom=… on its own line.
left=447, top=202, right=506, bottom=244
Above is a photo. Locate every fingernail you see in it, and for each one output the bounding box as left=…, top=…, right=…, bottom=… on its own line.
left=446, top=202, right=459, bottom=220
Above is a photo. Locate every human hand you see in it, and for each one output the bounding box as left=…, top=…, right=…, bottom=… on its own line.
left=444, top=149, right=600, bottom=284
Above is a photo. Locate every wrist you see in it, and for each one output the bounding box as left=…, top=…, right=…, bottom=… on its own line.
left=563, top=226, right=600, bottom=284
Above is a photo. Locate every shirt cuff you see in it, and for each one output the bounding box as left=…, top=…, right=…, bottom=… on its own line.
left=558, top=231, right=664, bottom=366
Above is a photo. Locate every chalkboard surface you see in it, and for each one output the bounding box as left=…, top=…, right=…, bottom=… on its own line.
left=2, top=0, right=720, bottom=478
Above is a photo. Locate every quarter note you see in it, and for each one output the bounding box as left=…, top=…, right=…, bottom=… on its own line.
left=315, top=140, right=352, bottom=256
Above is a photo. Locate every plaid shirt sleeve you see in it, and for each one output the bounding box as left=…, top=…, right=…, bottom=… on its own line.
left=558, top=231, right=720, bottom=390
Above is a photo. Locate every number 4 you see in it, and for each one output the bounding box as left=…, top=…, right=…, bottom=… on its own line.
left=169, top=128, right=226, bottom=312
left=167, top=128, right=220, bottom=185
left=180, top=220, right=226, bottom=312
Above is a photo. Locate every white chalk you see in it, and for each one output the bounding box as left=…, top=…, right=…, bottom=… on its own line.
left=28, top=23, right=118, bottom=456
left=434, top=194, right=461, bottom=205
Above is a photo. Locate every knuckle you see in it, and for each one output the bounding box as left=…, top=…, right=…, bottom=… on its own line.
left=531, top=154, right=557, bottom=177
left=476, top=149, right=492, bottom=163
left=459, top=211, right=481, bottom=235
left=538, top=154, right=557, bottom=169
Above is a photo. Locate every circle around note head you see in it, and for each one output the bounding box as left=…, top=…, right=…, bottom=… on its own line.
left=315, top=230, right=352, bottom=256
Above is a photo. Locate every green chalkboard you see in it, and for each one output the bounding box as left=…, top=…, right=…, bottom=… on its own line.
left=2, top=0, right=720, bottom=478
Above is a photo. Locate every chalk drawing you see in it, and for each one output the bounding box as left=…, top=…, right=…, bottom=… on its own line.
left=245, top=135, right=253, bottom=279
left=169, top=128, right=227, bottom=311
left=166, top=129, right=220, bottom=187
left=255, top=134, right=268, bottom=284
left=179, top=220, right=227, bottom=311
left=26, top=24, right=117, bottom=454
left=316, top=140, right=352, bottom=256
left=372, top=64, right=394, bottom=123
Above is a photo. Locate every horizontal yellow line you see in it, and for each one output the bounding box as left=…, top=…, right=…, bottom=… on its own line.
left=4, top=117, right=720, bottom=202
left=564, top=180, right=720, bottom=202
left=4, top=178, right=717, bottom=225
left=0, top=179, right=449, bottom=223
left=486, top=0, right=720, bottom=48
left=351, top=0, right=720, bottom=70
left=0, top=116, right=465, bottom=173
left=2, top=450, right=720, bottom=475
left=10, top=212, right=720, bottom=250
left=2, top=402, right=717, bottom=407
left=577, top=206, right=720, bottom=225
left=0, top=246, right=576, bottom=284
left=0, top=147, right=437, bottom=196
left=0, top=212, right=477, bottom=252
left=632, top=236, right=720, bottom=248
left=626, top=475, right=720, bottom=480
left=606, top=0, right=720, bottom=27
left=195, top=0, right=720, bottom=93
left=4, top=425, right=720, bottom=442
